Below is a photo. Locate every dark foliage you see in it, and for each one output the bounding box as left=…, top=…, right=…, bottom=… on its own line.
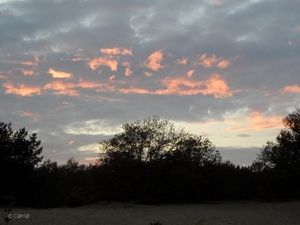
left=252, top=107, right=300, bottom=200
left=0, top=122, right=43, bottom=205
left=2, top=110, right=300, bottom=208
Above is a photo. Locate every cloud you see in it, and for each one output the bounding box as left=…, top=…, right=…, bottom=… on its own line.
left=236, top=134, right=251, bottom=137
left=1, top=0, right=300, bottom=166
left=214, top=1, right=223, bottom=6
left=156, top=73, right=234, bottom=98
left=195, top=54, right=231, bottom=68
left=109, top=75, right=115, bottom=80
left=119, top=87, right=151, bottom=94
left=280, top=85, right=300, bottom=93
left=78, top=79, right=115, bottom=92
left=88, top=57, right=118, bottom=71
left=19, top=111, right=39, bottom=121
left=65, top=120, right=122, bottom=135
left=48, top=68, right=72, bottom=78
left=177, top=57, right=188, bottom=65
left=144, top=71, right=153, bottom=77
left=43, top=81, right=78, bottom=96
left=217, top=60, right=230, bottom=68
left=10, top=61, right=37, bottom=66
left=20, top=69, right=35, bottom=76
left=69, top=57, right=90, bottom=62
left=187, top=70, right=195, bottom=78
left=122, top=61, right=133, bottom=76
left=66, top=141, right=74, bottom=147
left=227, top=111, right=284, bottom=131
left=100, top=47, right=132, bottom=55
left=143, top=51, right=164, bottom=71
left=78, top=143, right=99, bottom=152
left=198, top=54, right=218, bottom=68
left=3, top=82, right=41, bottom=96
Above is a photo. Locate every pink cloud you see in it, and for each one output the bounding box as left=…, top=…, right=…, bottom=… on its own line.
left=143, top=51, right=164, bottom=71
left=194, top=54, right=232, bottom=68
left=214, top=1, right=223, bottom=6
left=122, top=62, right=133, bottom=76
left=144, top=71, right=153, bottom=77
left=12, top=61, right=37, bottom=66
left=88, top=57, right=118, bottom=71
left=19, top=111, right=39, bottom=121
left=227, top=111, right=284, bottom=131
left=187, top=70, right=195, bottom=78
left=43, top=81, right=78, bottom=96
left=109, top=75, right=115, bottom=80
left=100, top=47, right=132, bottom=55
left=156, top=73, right=233, bottom=98
left=280, top=85, right=300, bottom=93
left=48, top=68, right=72, bottom=78
left=66, top=141, right=74, bottom=146
left=20, top=69, right=35, bottom=76
left=198, top=54, right=218, bottom=67
left=119, top=87, right=151, bottom=94
left=77, top=79, right=116, bottom=92
left=217, top=60, right=230, bottom=68
left=177, top=57, right=188, bottom=65
left=4, top=82, right=41, bottom=96
left=69, top=57, right=90, bottom=62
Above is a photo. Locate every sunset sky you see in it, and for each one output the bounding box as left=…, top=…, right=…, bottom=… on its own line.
left=1, top=0, right=299, bottom=166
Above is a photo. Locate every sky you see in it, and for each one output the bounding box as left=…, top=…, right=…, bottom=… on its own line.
left=1, top=0, right=300, bottom=166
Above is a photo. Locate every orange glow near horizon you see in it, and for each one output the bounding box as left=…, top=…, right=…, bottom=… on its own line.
left=227, top=110, right=284, bottom=131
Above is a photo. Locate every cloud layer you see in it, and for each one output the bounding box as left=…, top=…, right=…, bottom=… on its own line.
left=1, top=0, right=299, bottom=165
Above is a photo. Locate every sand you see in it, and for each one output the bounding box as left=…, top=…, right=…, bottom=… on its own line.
left=1, top=200, right=300, bottom=225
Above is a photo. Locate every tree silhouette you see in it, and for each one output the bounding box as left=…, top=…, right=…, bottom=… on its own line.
left=253, top=108, right=300, bottom=171
left=251, top=108, right=300, bottom=200
left=98, top=116, right=221, bottom=165
left=97, top=116, right=222, bottom=203
left=0, top=122, right=43, bottom=203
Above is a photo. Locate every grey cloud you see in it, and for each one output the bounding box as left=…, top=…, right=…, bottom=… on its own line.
left=1, top=0, right=299, bottom=166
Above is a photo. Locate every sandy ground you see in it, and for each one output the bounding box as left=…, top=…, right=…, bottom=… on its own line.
left=1, top=201, right=300, bottom=225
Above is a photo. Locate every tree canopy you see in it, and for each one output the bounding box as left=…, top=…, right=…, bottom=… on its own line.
left=0, top=122, right=43, bottom=201
left=252, top=108, right=300, bottom=171
left=98, top=116, right=221, bottom=166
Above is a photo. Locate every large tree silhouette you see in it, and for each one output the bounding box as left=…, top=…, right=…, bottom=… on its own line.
left=97, top=116, right=222, bottom=202
left=98, top=116, right=221, bottom=166
left=0, top=122, right=43, bottom=202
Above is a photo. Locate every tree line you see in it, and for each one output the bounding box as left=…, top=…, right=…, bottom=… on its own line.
left=0, top=108, right=300, bottom=208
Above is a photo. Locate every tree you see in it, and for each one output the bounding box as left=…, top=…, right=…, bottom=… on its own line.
left=97, top=116, right=222, bottom=203
left=252, top=107, right=300, bottom=171
left=98, top=116, right=221, bottom=166
left=0, top=122, right=43, bottom=202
